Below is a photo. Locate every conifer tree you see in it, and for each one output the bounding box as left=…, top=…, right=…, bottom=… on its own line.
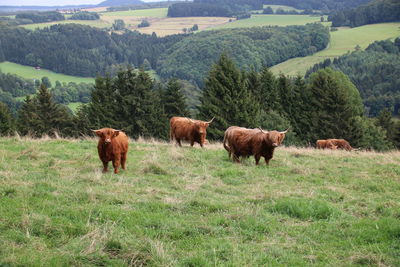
left=17, top=95, right=39, bottom=136
left=162, top=78, right=191, bottom=119
left=307, top=68, right=363, bottom=144
left=258, top=67, right=279, bottom=112
left=0, top=101, right=14, bottom=135
left=198, top=54, right=260, bottom=139
left=376, top=108, right=395, bottom=142
left=17, top=84, right=72, bottom=137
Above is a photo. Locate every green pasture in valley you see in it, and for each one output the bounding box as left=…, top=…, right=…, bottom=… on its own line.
left=0, top=61, right=95, bottom=84
left=210, top=15, right=329, bottom=30
left=101, top=8, right=168, bottom=18
left=0, top=138, right=399, bottom=266
left=270, top=22, right=400, bottom=76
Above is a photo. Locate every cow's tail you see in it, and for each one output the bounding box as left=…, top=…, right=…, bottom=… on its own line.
left=223, top=133, right=230, bottom=153
left=169, top=127, right=174, bottom=143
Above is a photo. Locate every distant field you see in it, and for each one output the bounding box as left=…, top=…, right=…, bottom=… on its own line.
left=0, top=61, right=95, bottom=84
left=210, top=15, right=329, bottom=30
left=20, top=19, right=111, bottom=30
left=100, top=8, right=168, bottom=18
left=134, top=17, right=232, bottom=36
left=270, top=22, right=400, bottom=76
left=67, top=102, right=83, bottom=113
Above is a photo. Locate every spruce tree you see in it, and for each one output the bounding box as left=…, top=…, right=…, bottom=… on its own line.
left=162, top=78, right=191, bottom=119
left=198, top=54, right=260, bottom=139
left=17, top=95, right=40, bottom=136
left=0, top=102, right=14, bottom=135
left=307, top=68, right=363, bottom=144
left=112, top=68, right=167, bottom=139
left=258, top=67, right=279, bottom=112
left=17, top=84, right=72, bottom=137
left=376, top=108, right=395, bottom=142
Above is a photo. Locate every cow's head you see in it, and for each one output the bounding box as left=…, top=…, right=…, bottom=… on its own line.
left=326, top=141, right=337, bottom=150
left=92, top=128, right=120, bottom=144
left=189, top=117, right=214, bottom=144
left=259, top=128, right=288, bottom=147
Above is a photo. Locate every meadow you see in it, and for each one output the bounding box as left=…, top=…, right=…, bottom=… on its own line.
left=209, top=14, right=329, bottom=30
left=0, top=61, right=95, bottom=84
left=0, top=137, right=399, bottom=266
left=270, top=22, right=400, bottom=76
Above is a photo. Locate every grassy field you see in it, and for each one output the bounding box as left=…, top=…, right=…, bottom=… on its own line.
left=0, top=137, right=399, bottom=266
left=210, top=15, right=329, bottom=30
left=20, top=19, right=111, bottom=30
left=0, top=61, right=95, bottom=84
left=271, top=22, right=400, bottom=76
left=100, top=8, right=168, bottom=18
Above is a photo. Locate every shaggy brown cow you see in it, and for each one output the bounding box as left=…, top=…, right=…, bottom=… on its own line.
left=93, top=128, right=129, bottom=174
left=170, top=116, right=214, bottom=147
left=223, top=126, right=287, bottom=165
left=328, top=139, right=353, bottom=151
left=316, top=139, right=338, bottom=150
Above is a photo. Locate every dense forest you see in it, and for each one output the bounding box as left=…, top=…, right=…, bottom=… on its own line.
left=328, top=0, right=400, bottom=27
left=158, top=24, right=329, bottom=86
left=69, top=11, right=100, bottom=20
left=168, top=0, right=263, bottom=17
left=1, top=55, right=398, bottom=150
left=263, top=0, right=371, bottom=12
left=0, top=23, right=328, bottom=86
left=15, top=11, right=65, bottom=23
left=0, top=24, right=188, bottom=77
left=306, top=39, right=400, bottom=117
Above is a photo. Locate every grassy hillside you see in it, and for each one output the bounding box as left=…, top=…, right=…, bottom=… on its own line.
left=270, top=22, right=400, bottom=76
left=210, top=15, right=329, bottom=30
left=0, top=137, right=399, bottom=266
left=100, top=8, right=168, bottom=18
left=0, top=61, right=95, bottom=84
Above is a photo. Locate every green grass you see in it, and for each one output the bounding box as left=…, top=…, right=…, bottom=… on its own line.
left=0, top=61, right=95, bottom=84
left=210, top=15, right=329, bottom=30
left=271, top=22, right=400, bottom=76
left=67, top=102, right=84, bottom=113
left=20, top=19, right=111, bottom=30
left=0, top=138, right=399, bottom=266
left=101, top=8, right=168, bottom=18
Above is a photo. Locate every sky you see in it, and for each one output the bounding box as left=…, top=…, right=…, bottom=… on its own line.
left=0, top=0, right=163, bottom=6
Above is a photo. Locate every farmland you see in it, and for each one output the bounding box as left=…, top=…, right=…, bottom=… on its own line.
left=0, top=61, right=95, bottom=84
left=0, top=138, right=399, bottom=266
left=270, top=22, right=400, bottom=76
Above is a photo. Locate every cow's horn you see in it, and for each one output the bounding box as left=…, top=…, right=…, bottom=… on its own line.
left=280, top=128, right=289, bottom=134
left=188, top=118, right=195, bottom=123
left=258, top=127, right=268, bottom=133
left=206, top=117, right=215, bottom=124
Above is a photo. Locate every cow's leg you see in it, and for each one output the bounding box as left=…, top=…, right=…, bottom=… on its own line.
left=121, top=152, right=127, bottom=170
left=233, top=153, right=240, bottom=163
left=264, top=155, right=273, bottom=165
left=177, top=139, right=182, bottom=147
left=190, top=140, right=195, bottom=147
left=255, top=154, right=261, bottom=165
left=113, top=156, right=121, bottom=174
left=102, top=161, right=109, bottom=173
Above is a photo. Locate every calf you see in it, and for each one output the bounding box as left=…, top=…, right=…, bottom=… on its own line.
left=93, top=128, right=128, bottom=174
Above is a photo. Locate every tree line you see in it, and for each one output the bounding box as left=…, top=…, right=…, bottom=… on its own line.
left=306, top=39, right=400, bottom=117
left=167, top=0, right=263, bottom=17
left=1, top=55, right=398, bottom=151
left=262, top=0, right=371, bottom=13
left=328, top=0, right=400, bottom=27
left=15, top=11, right=65, bottom=23
left=0, top=24, right=187, bottom=77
